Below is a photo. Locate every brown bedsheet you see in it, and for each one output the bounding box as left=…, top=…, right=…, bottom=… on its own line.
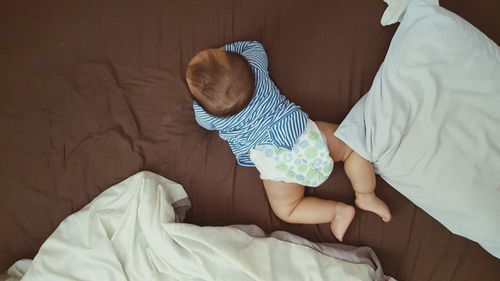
left=1, top=0, right=499, bottom=280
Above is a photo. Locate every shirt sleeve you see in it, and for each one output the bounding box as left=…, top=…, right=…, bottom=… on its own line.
left=193, top=102, right=216, bottom=131
left=224, top=41, right=268, bottom=72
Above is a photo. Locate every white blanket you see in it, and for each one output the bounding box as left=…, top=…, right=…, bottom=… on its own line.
left=335, top=0, right=500, bottom=258
left=7, top=171, right=382, bottom=281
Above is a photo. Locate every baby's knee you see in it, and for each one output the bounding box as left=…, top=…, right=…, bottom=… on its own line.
left=263, top=180, right=305, bottom=223
left=271, top=201, right=300, bottom=223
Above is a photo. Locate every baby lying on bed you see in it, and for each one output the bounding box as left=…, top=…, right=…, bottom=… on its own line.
left=185, top=41, right=391, bottom=241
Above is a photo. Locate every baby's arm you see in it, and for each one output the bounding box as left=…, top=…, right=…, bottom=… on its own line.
left=193, top=102, right=216, bottom=130
left=224, top=41, right=268, bottom=71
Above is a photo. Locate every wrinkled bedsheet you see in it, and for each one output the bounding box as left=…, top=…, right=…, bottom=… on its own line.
left=5, top=172, right=386, bottom=281
left=335, top=0, right=500, bottom=258
left=1, top=0, right=500, bottom=280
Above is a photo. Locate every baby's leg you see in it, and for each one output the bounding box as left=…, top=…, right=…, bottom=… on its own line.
left=315, top=121, right=392, bottom=222
left=263, top=180, right=355, bottom=241
left=344, top=152, right=391, bottom=222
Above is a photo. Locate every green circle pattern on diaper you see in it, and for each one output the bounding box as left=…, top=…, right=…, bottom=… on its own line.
left=253, top=123, right=334, bottom=187
left=305, top=147, right=317, bottom=159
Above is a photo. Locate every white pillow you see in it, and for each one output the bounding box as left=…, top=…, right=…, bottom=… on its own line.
left=381, top=0, right=439, bottom=26
left=337, top=0, right=500, bottom=258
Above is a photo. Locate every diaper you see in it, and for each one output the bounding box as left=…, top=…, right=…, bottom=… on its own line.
left=250, top=120, right=334, bottom=187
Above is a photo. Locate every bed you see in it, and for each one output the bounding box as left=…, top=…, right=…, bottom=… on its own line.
left=1, top=0, right=499, bottom=280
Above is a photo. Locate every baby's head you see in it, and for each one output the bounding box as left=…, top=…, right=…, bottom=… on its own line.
left=186, top=48, right=255, bottom=116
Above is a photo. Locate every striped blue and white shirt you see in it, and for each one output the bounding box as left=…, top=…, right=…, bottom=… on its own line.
left=193, top=41, right=308, bottom=167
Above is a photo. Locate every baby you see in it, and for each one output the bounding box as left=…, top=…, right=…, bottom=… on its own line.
left=185, top=41, right=391, bottom=241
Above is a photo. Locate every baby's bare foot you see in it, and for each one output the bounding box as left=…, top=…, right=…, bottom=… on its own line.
left=330, top=203, right=355, bottom=242
left=355, top=192, right=392, bottom=222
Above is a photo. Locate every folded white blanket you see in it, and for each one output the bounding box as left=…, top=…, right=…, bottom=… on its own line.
left=336, top=0, right=500, bottom=258
left=7, top=171, right=386, bottom=280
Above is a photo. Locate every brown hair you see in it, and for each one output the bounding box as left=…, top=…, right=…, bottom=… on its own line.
left=186, top=50, right=255, bottom=116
